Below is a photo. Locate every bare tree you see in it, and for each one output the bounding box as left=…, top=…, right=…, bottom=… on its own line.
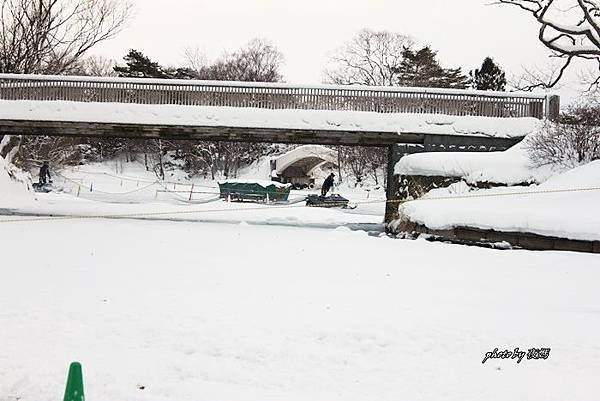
left=0, top=0, right=132, bottom=74
left=325, top=29, right=414, bottom=86
left=509, top=58, right=570, bottom=91
left=526, top=104, right=600, bottom=168
left=182, top=45, right=208, bottom=73
left=497, top=0, right=600, bottom=89
left=0, top=0, right=132, bottom=165
left=197, top=38, right=284, bottom=82
left=75, top=55, right=118, bottom=76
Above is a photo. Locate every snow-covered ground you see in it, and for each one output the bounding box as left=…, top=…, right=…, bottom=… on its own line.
left=1, top=218, right=599, bottom=401
left=0, top=99, right=540, bottom=138
left=1, top=158, right=386, bottom=227
left=1, top=151, right=600, bottom=401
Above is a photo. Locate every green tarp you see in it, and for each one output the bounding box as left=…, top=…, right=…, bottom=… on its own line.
left=218, top=181, right=291, bottom=202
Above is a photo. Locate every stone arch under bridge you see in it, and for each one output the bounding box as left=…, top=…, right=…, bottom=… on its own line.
left=271, top=145, right=338, bottom=188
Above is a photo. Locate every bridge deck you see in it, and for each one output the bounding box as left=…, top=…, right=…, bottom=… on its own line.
left=0, top=99, right=536, bottom=148
left=0, top=74, right=549, bottom=150
left=0, top=73, right=558, bottom=119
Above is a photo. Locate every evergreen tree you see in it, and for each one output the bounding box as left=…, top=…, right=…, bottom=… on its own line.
left=470, top=57, right=506, bottom=91
left=395, top=46, right=470, bottom=89
left=114, top=49, right=170, bottom=79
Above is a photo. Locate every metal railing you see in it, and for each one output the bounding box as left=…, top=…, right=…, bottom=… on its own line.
left=0, top=73, right=559, bottom=120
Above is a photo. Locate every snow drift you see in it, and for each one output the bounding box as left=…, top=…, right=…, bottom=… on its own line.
left=0, top=155, right=34, bottom=207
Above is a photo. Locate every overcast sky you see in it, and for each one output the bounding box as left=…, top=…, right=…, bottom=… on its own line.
left=95, top=0, right=588, bottom=104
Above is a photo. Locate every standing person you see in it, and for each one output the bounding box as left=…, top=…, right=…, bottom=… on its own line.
left=321, top=173, right=335, bottom=197
left=39, top=161, right=52, bottom=185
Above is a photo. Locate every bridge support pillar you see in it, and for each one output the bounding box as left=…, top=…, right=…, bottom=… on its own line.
left=384, top=144, right=403, bottom=224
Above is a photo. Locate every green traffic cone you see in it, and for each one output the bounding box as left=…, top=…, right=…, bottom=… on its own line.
left=63, top=362, right=85, bottom=401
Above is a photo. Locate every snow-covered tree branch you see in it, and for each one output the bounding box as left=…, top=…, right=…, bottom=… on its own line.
left=498, top=0, right=600, bottom=88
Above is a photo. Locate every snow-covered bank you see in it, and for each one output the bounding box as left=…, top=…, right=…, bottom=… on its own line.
left=0, top=218, right=599, bottom=401
left=399, top=161, right=600, bottom=241
left=0, top=100, right=540, bottom=138
left=395, top=139, right=554, bottom=185
left=0, top=155, right=34, bottom=207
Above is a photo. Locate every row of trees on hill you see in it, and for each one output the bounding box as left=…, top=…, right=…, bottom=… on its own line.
left=325, top=29, right=506, bottom=91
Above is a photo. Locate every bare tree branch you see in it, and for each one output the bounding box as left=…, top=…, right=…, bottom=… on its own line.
left=0, top=0, right=133, bottom=75
left=497, top=0, right=600, bottom=89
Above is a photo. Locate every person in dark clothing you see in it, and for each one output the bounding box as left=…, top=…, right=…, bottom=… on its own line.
left=321, top=173, right=335, bottom=197
left=39, top=161, right=52, bottom=185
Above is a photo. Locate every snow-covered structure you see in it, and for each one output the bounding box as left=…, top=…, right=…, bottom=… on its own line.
left=271, top=145, right=338, bottom=188
left=394, top=160, right=600, bottom=242
left=0, top=100, right=542, bottom=138
left=394, top=137, right=554, bottom=185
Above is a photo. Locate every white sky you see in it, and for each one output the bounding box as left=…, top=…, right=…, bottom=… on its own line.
left=95, top=0, right=590, bottom=105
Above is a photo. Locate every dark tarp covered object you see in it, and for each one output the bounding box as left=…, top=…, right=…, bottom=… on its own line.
left=218, top=180, right=292, bottom=202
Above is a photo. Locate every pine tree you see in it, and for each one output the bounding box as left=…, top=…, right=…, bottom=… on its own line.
left=395, top=46, right=470, bottom=89
left=114, top=49, right=170, bottom=79
left=470, top=57, right=506, bottom=91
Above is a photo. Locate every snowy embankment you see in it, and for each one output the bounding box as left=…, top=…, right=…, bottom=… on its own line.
left=397, top=160, right=600, bottom=241
left=0, top=218, right=599, bottom=401
left=0, top=99, right=539, bottom=138
left=0, top=155, right=34, bottom=207
left=395, top=138, right=554, bottom=185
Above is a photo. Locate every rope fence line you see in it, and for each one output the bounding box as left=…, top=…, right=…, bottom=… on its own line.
left=66, top=169, right=216, bottom=189
left=387, top=185, right=600, bottom=204
left=53, top=172, right=160, bottom=196
left=2, top=185, right=599, bottom=224
left=52, top=171, right=319, bottom=200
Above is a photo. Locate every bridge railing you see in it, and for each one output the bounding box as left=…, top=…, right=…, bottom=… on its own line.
left=0, top=74, right=558, bottom=120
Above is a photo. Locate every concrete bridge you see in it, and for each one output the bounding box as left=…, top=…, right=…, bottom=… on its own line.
left=0, top=73, right=559, bottom=221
